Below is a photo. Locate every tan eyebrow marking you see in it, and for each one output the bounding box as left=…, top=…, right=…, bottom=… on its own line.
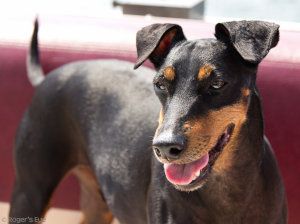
left=198, top=64, right=214, bottom=80
left=163, top=66, right=175, bottom=81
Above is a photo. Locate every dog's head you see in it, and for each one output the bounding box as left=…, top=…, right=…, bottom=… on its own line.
left=134, top=21, right=279, bottom=191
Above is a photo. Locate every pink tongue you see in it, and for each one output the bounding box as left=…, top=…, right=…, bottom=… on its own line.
left=164, top=153, right=209, bottom=185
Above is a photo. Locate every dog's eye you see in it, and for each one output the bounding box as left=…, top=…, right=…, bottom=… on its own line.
left=210, top=78, right=226, bottom=90
left=154, top=82, right=166, bottom=91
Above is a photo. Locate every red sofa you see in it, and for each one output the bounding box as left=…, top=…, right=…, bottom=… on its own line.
left=0, top=15, right=299, bottom=223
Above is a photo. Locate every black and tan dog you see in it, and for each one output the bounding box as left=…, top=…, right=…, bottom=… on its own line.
left=9, top=20, right=287, bottom=223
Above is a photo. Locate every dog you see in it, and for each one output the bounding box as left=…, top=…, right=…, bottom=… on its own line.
left=9, top=19, right=287, bottom=224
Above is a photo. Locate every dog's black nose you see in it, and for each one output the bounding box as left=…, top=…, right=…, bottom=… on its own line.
left=153, top=134, right=185, bottom=161
left=153, top=144, right=184, bottom=160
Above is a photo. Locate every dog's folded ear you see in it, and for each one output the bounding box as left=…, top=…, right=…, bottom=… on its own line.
left=134, top=23, right=186, bottom=69
left=215, top=20, right=279, bottom=64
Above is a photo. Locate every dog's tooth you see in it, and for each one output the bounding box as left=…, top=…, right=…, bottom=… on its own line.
left=196, top=170, right=200, bottom=177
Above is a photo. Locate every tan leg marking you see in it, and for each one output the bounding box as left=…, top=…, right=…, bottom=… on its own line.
left=73, top=165, right=114, bottom=224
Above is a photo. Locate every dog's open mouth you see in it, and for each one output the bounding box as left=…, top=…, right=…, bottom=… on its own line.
left=164, top=124, right=235, bottom=189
